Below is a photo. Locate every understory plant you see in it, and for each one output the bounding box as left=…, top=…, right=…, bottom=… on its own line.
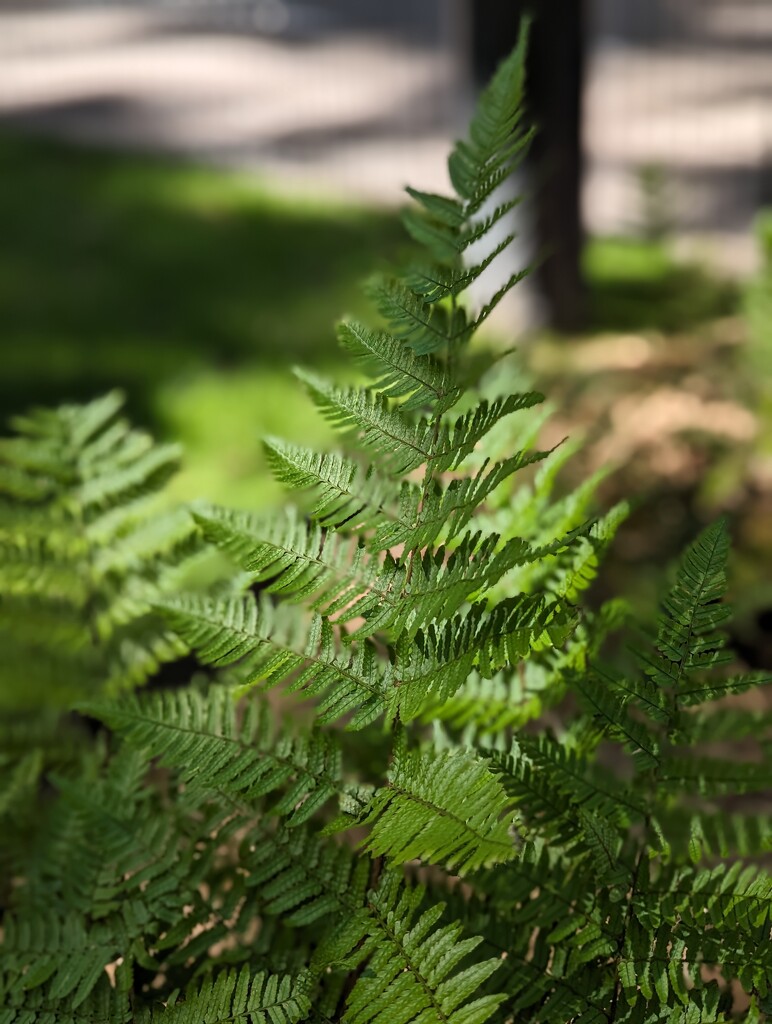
left=0, top=389, right=207, bottom=713
left=1, top=23, right=771, bottom=1024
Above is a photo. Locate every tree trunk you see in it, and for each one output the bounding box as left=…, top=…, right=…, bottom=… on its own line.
left=471, top=0, right=587, bottom=332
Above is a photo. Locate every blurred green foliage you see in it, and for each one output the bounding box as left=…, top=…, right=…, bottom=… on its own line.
left=746, top=211, right=772, bottom=444
left=0, top=132, right=406, bottom=505
left=585, top=236, right=739, bottom=334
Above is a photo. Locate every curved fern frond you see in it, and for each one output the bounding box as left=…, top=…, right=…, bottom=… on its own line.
left=0, top=392, right=206, bottom=708
left=644, top=519, right=734, bottom=703
left=262, top=438, right=400, bottom=537
left=193, top=504, right=377, bottom=615
left=296, top=369, right=542, bottom=477
left=157, top=593, right=388, bottom=728
left=337, top=320, right=462, bottom=414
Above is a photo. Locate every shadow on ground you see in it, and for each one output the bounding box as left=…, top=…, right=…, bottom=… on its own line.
left=584, top=236, right=740, bottom=334
left=0, top=131, right=406, bottom=426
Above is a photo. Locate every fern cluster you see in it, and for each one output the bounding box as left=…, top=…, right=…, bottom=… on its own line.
left=0, top=390, right=207, bottom=711
left=1, top=23, right=770, bottom=1024
left=0, top=389, right=213, bottom=933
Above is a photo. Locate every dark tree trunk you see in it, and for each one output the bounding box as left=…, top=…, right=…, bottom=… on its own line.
left=471, top=0, right=587, bottom=332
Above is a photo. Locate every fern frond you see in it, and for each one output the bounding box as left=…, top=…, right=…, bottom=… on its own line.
left=659, top=755, right=772, bottom=796
left=0, top=912, right=121, bottom=1010
left=157, top=593, right=388, bottom=727
left=365, top=276, right=455, bottom=356
left=654, top=809, right=772, bottom=862
left=644, top=519, right=734, bottom=703
left=0, top=972, right=132, bottom=1024
left=677, top=670, right=772, bottom=708
left=193, top=504, right=377, bottom=614
left=138, top=968, right=312, bottom=1024
left=318, top=872, right=505, bottom=1024
left=403, top=235, right=513, bottom=303
left=571, top=669, right=661, bottom=771
left=403, top=446, right=553, bottom=550
left=263, top=438, right=400, bottom=536
left=86, top=687, right=349, bottom=826
left=419, top=669, right=544, bottom=738
left=448, top=21, right=531, bottom=211
left=361, top=739, right=515, bottom=874
left=493, top=735, right=641, bottom=823
left=296, top=369, right=435, bottom=475
left=545, top=502, right=630, bottom=601
left=0, top=392, right=207, bottom=708
left=297, top=369, right=542, bottom=478
left=242, top=822, right=368, bottom=927
left=337, top=320, right=462, bottom=413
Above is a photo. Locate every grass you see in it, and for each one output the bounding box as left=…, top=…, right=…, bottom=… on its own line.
left=584, top=236, right=739, bottom=334
left=0, top=132, right=406, bottom=505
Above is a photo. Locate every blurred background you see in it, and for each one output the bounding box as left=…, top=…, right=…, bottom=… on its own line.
left=1, top=0, right=771, bottom=660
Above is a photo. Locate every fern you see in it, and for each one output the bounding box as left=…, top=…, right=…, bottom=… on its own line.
left=1, top=20, right=770, bottom=1024
left=360, top=734, right=516, bottom=874
left=138, top=968, right=312, bottom=1024
left=88, top=686, right=359, bottom=826
left=0, top=390, right=206, bottom=710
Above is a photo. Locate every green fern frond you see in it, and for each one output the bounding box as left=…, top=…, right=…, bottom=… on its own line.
left=0, top=392, right=207, bottom=709
left=262, top=438, right=399, bottom=536
left=318, top=872, right=506, bottom=1024
left=655, top=809, right=772, bottom=862
left=86, top=687, right=351, bottom=825
left=0, top=912, right=121, bottom=1010
left=659, top=755, right=772, bottom=796
left=361, top=739, right=515, bottom=874
left=402, top=235, right=513, bottom=303
left=418, top=669, right=544, bottom=739
left=364, top=276, right=454, bottom=356
left=242, top=821, right=368, bottom=926
left=0, top=973, right=132, bottom=1024
left=296, top=368, right=542, bottom=477
left=644, top=519, right=734, bottom=702
left=337, top=320, right=462, bottom=413
left=138, top=968, right=312, bottom=1024
left=571, top=669, right=661, bottom=770
left=677, top=670, right=772, bottom=707
left=194, top=504, right=376, bottom=612
left=448, top=21, right=531, bottom=209
left=545, top=501, right=630, bottom=601
left=157, top=593, right=388, bottom=727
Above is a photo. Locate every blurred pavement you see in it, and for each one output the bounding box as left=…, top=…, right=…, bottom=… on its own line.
left=1, top=0, right=770, bottom=273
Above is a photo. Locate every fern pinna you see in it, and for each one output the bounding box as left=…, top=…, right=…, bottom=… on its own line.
left=2, top=21, right=771, bottom=1024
